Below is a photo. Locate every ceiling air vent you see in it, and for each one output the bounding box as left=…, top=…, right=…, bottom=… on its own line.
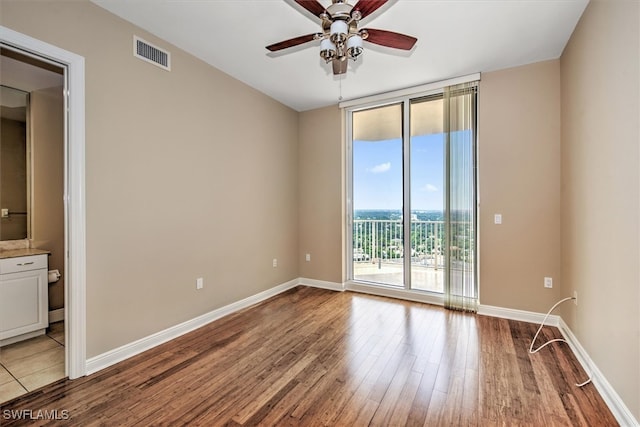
left=133, top=36, right=170, bottom=71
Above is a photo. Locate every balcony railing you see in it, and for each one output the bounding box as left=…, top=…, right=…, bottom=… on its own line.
left=352, top=219, right=474, bottom=292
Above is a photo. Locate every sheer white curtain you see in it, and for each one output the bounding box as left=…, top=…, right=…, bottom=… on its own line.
left=444, top=81, right=478, bottom=312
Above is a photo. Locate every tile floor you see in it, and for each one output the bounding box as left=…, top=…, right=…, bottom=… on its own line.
left=0, top=322, right=65, bottom=404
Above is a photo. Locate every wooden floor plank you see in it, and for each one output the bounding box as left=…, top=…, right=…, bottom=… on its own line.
left=368, top=351, right=416, bottom=425
left=385, top=369, right=422, bottom=426
left=0, top=286, right=618, bottom=426
left=405, top=362, right=439, bottom=426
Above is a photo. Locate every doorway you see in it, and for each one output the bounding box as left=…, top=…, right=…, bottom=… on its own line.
left=0, top=25, right=86, bottom=388
left=0, top=48, right=65, bottom=402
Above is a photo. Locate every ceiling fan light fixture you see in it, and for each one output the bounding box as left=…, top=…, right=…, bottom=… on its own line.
left=347, top=34, right=363, bottom=60
left=330, top=20, right=349, bottom=44
left=267, top=0, right=417, bottom=77
left=319, top=38, right=337, bottom=63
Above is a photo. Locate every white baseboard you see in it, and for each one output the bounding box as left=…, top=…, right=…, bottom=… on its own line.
left=298, top=277, right=344, bottom=291
left=49, top=308, right=65, bottom=323
left=477, top=304, right=560, bottom=327
left=85, top=278, right=299, bottom=375
left=558, top=319, right=639, bottom=427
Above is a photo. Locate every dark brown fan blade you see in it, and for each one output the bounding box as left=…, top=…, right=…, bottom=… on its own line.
left=294, top=0, right=326, bottom=17
left=332, top=57, right=348, bottom=75
left=363, top=28, right=417, bottom=50
left=266, top=33, right=317, bottom=52
left=353, top=0, right=388, bottom=19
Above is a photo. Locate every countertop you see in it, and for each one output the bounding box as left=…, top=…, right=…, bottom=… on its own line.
left=0, top=248, right=51, bottom=259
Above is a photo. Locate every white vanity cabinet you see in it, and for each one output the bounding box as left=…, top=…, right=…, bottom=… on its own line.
left=0, top=253, right=49, bottom=344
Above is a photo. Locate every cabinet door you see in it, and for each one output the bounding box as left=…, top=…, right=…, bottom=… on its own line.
left=0, top=269, right=48, bottom=340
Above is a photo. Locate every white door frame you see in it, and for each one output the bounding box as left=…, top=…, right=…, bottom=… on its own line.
left=0, top=25, right=87, bottom=379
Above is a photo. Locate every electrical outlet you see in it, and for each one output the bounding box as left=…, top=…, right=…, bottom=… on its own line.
left=573, top=291, right=578, bottom=306
left=544, top=277, right=553, bottom=288
left=305, top=253, right=311, bottom=262
left=272, top=258, right=278, bottom=268
left=196, top=277, right=203, bottom=290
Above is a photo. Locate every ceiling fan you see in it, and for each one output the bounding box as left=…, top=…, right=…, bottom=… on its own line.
left=266, top=0, right=417, bottom=75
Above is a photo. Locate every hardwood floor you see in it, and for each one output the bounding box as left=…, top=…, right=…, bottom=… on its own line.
left=0, top=286, right=617, bottom=426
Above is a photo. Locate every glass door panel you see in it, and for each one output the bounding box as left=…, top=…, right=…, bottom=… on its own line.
left=410, top=97, right=445, bottom=292
left=352, top=103, right=404, bottom=287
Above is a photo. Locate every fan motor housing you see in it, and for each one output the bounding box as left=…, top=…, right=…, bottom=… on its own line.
left=326, top=2, right=352, bottom=20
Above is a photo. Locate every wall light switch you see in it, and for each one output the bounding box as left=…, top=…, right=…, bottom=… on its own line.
left=305, top=253, right=311, bottom=262
left=196, top=277, right=204, bottom=290
left=494, top=214, right=502, bottom=225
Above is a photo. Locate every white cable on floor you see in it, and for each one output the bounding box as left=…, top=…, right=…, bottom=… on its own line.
left=529, top=296, right=592, bottom=387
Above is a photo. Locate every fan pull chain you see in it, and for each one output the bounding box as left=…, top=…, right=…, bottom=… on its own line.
left=338, top=74, right=343, bottom=101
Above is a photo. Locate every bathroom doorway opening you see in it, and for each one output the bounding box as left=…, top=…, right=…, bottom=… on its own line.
left=1, top=25, right=86, bottom=384
left=0, top=47, right=66, bottom=400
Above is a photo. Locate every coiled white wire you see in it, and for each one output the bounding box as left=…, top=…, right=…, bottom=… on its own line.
left=529, top=296, right=592, bottom=387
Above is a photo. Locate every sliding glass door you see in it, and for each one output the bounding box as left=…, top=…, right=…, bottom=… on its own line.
left=351, top=103, right=404, bottom=287
left=348, top=83, right=477, bottom=305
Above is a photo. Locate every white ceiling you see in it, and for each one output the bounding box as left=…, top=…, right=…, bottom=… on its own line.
left=91, top=0, right=588, bottom=112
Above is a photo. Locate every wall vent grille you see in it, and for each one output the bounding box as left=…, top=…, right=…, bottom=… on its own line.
left=133, top=36, right=170, bottom=71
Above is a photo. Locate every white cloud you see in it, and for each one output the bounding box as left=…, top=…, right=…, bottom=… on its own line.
left=368, top=162, right=391, bottom=174
left=422, top=184, right=438, bottom=192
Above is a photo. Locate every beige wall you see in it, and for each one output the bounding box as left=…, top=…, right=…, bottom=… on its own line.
left=560, top=0, right=640, bottom=419
left=1, top=0, right=299, bottom=357
left=298, top=62, right=564, bottom=315
left=0, top=118, right=27, bottom=240
left=30, top=86, right=65, bottom=311
left=478, top=60, right=563, bottom=312
left=298, top=106, right=344, bottom=283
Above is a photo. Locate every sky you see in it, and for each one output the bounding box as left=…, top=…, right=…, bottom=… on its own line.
left=353, top=133, right=445, bottom=211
